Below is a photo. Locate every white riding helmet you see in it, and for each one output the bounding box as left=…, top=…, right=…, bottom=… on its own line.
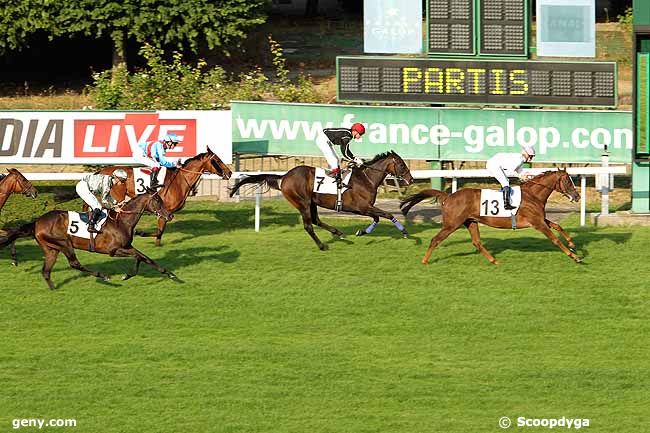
left=113, top=169, right=128, bottom=180
left=522, top=145, right=535, bottom=156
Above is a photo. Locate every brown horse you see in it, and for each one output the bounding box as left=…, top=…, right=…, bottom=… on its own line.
left=98, top=149, right=232, bottom=246
left=229, top=151, right=414, bottom=250
left=0, top=168, right=38, bottom=265
left=0, top=191, right=175, bottom=290
left=400, top=169, right=582, bottom=265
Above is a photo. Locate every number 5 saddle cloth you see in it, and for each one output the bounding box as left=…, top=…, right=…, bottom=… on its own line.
left=67, top=210, right=109, bottom=239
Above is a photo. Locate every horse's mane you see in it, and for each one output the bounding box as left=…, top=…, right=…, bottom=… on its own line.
left=180, top=151, right=210, bottom=166
left=365, top=150, right=397, bottom=166
left=524, top=169, right=563, bottom=183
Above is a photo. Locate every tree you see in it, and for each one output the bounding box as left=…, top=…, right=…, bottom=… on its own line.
left=0, top=0, right=269, bottom=68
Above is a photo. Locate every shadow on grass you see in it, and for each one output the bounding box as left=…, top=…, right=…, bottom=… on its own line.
left=2, top=243, right=240, bottom=289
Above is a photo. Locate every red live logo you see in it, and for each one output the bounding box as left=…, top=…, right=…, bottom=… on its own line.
left=74, top=113, right=197, bottom=157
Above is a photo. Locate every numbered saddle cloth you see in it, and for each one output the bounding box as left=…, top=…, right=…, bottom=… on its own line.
left=479, top=186, right=522, bottom=217
left=67, top=211, right=109, bottom=239
left=313, top=168, right=353, bottom=195
left=133, top=167, right=168, bottom=194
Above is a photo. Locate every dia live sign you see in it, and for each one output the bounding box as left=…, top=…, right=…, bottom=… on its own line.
left=0, top=111, right=232, bottom=164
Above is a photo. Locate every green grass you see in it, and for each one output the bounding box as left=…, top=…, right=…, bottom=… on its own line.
left=1, top=197, right=649, bottom=433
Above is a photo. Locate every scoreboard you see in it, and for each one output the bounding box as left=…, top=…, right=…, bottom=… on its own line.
left=337, top=56, right=617, bottom=107
left=427, top=0, right=528, bottom=56
left=341, top=0, right=618, bottom=108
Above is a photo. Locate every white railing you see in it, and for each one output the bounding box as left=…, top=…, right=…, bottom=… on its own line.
left=23, top=166, right=628, bottom=229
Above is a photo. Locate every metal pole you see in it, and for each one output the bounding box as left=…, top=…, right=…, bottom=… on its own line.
left=452, top=177, right=458, bottom=193
left=255, top=185, right=261, bottom=232
left=580, top=175, right=586, bottom=226
left=234, top=153, right=241, bottom=203
left=601, top=153, right=609, bottom=216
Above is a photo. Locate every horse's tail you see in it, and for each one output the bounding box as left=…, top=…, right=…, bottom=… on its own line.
left=400, top=189, right=449, bottom=216
left=0, top=222, right=35, bottom=248
left=229, top=174, right=283, bottom=197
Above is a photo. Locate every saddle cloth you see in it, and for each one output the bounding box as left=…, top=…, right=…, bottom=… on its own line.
left=67, top=210, right=109, bottom=239
left=479, top=186, right=522, bottom=217
left=313, top=168, right=352, bottom=195
left=133, top=167, right=167, bottom=195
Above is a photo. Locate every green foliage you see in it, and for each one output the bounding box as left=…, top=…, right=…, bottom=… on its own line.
left=0, top=0, right=269, bottom=64
left=88, top=42, right=322, bottom=109
left=617, top=7, right=633, bottom=35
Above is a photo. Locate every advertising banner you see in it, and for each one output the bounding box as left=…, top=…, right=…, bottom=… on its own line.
left=232, top=101, right=632, bottom=164
left=0, top=111, right=232, bottom=164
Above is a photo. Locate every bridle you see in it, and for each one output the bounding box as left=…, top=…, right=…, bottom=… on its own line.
left=0, top=173, right=35, bottom=197
left=359, top=155, right=409, bottom=182
left=525, top=172, right=577, bottom=202
left=110, top=193, right=168, bottom=222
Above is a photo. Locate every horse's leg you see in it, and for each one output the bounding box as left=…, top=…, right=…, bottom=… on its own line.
left=283, top=189, right=327, bottom=251
left=465, top=221, right=498, bottom=265
left=545, top=218, right=576, bottom=251
left=112, top=247, right=176, bottom=279
left=365, top=206, right=409, bottom=238
left=154, top=217, right=168, bottom=247
left=10, top=241, right=17, bottom=266
left=356, top=216, right=379, bottom=237
left=310, top=202, right=344, bottom=238
left=299, top=207, right=327, bottom=251
left=61, top=248, right=110, bottom=281
left=40, top=247, right=59, bottom=290
left=533, top=223, right=582, bottom=263
left=422, top=226, right=459, bottom=265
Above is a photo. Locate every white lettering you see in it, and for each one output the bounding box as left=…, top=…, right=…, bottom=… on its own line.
left=429, top=125, right=450, bottom=145
left=464, top=125, right=484, bottom=153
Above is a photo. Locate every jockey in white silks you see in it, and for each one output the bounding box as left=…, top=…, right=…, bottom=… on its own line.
left=75, top=170, right=128, bottom=233
left=485, top=145, right=536, bottom=210
left=133, top=133, right=183, bottom=188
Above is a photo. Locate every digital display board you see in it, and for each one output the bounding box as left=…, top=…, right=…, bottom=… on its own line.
left=427, top=0, right=475, bottom=54
left=479, top=0, right=527, bottom=55
left=337, top=56, right=617, bottom=107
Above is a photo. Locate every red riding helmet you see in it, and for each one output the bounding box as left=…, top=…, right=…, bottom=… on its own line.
left=351, top=123, right=366, bottom=136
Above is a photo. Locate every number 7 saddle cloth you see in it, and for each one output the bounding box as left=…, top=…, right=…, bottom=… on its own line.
left=479, top=186, right=522, bottom=217
left=312, top=168, right=353, bottom=195
left=133, top=167, right=168, bottom=194
left=67, top=210, right=109, bottom=239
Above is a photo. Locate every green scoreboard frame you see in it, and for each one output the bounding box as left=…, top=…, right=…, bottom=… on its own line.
left=336, top=56, right=617, bottom=107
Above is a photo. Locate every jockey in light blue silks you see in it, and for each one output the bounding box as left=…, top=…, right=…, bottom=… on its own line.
left=133, top=133, right=183, bottom=188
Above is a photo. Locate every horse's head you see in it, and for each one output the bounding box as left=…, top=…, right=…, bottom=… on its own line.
left=385, top=151, right=414, bottom=185
left=186, top=148, right=232, bottom=180
left=6, top=169, right=37, bottom=198
left=144, top=190, right=174, bottom=221
left=554, top=168, right=580, bottom=203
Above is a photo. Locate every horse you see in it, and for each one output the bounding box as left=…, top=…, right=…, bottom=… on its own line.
left=0, top=168, right=38, bottom=266
left=98, top=148, right=232, bottom=246
left=399, top=169, right=582, bottom=265
left=229, top=151, right=414, bottom=250
left=0, top=191, right=176, bottom=290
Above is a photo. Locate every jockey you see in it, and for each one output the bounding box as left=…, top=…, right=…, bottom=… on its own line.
left=486, top=145, right=536, bottom=210
left=134, top=133, right=183, bottom=188
left=75, top=170, right=128, bottom=233
left=316, top=123, right=366, bottom=179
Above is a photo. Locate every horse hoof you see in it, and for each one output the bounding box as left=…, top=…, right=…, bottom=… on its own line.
left=168, top=273, right=177, bottom=279
left=355, top=230, right=366, bottom=237
left=121, top=274, right=131, bottom=281
left=492, top=260, right=500, bottom=266
left=574, top=257, right=583, bottom=264
left=402, top=232, right=409, bottom=239
left=101, top=275, right=110, bottom=282
left=421, top=260, right=429, bottom=265
left=319, top=244, right=329, bottom=251
left=569, top=247, right=577, bottom=254
left=11, top=262, right=17, bottom=267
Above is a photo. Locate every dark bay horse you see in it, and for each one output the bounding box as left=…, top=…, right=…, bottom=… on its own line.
left=400, top=169, right=581, bottom=265
left=0, top=191, right=176, bottom=290
left=98, top=149, right=232, bottom=246
left=0, top=168, right=38, bottom=265
left=229, top=151, right=414, bottom=250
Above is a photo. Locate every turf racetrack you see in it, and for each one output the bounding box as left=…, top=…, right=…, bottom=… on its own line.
left=1, top=198, right=648, bottom=433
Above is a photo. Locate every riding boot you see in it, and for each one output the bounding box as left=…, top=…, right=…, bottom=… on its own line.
left=87, top=208, right=103, bottom=233
left=150, top=168, right=160, bottom=188
left=335, top=171, right=343, bottom=212
left=502, top=186, right=515, bottom=210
